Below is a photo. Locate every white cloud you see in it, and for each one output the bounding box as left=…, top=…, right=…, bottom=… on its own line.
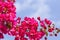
left=30, top=0, right=51, bottom=19
left=15, top=0, right=51, bottom=19
left=15, top=0, right=33, bottom=12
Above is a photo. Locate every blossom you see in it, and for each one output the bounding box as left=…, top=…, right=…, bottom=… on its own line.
left=0, top=33, right=4, bottom=39
left=44, top=18, right=52, bottom=25
left=0, top=0, right=60, bottom=40
left=7, top=0, right=15, bottom=3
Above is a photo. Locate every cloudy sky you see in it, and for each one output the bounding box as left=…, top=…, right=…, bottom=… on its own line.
left=3, top=0, right=60, bottom=40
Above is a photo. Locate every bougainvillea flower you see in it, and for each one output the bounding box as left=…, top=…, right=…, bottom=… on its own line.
left=0, top=0, right=60, bottom=40
left=44, top=18, right=52, bottom=25
left=7, top=0, right=15, bottom=3
left=0, top=33, right=4, bottom=39
left=40, top=21, right=47, bottom=29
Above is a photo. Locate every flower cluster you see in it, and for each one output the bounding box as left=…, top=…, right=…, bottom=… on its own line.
left=0, top=0, right=16, bottom=39
left=0, top=0, right=15, bottom=3
left=0, top=0, right=60, bottom=40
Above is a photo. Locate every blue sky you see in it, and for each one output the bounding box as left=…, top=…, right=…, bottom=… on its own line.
left=2, top=0, right=60, bottom=40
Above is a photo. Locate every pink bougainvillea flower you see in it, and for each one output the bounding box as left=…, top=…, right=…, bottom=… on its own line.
left=0, top=1, right=16, bottom=20
left=44, top=18, right=52, bottom=25
left=35, top=31, right=45, bottom=39
left=24, top=17, right=38, bottom=30
left=37, top=16, right=41, bottom=21
left=0, top=33, right=4, bottom=39
left=20, top=37, right=27, bottom=40
left=0, top=0, right=60, bottom=40
left=0, top=0, right=5, bottom=2
left=48, top=27, right=54, bottom=32
left=16, top=17, right=21, bottom=24
left=15, top=37, right=19, bottom=40
left=40, top=21, right=47, bottom=29
left=7, top=0, right=15, bottom=3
